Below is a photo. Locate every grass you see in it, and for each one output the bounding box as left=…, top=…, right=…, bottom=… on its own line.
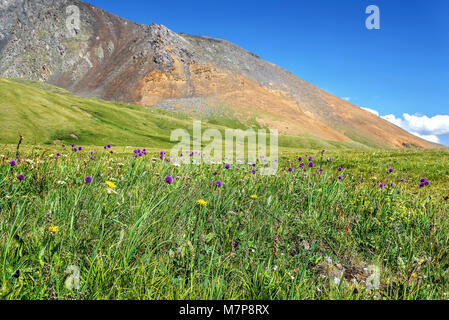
left=1, top=77, right=388, bottom=150
left=0, top=146, right=448, bottom=300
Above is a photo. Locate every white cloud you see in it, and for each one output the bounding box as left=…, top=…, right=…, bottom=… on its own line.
left=359, top=108, right=449, bottom=144
left=342, top=97, right=351, bottom=101
left=361, top=107, right=379, bottom=117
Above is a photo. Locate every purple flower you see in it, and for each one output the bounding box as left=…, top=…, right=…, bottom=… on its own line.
left=165, top=176, right=173, bottom=184
left=56, top=153, right=61, bottom=157
left=379, top=183, right=384, bottom=189
left=444, top=196, right=449, bottom=201
left=288, top=167, right=293, bottom=172
left=104, top=146, right=107, bottom=149
left=420, top=178, right=426, bottom=183
left=215, top=180, right=222, bottom=187
left=327, top=157, right=332, bottom=162
left=78, top=147, right=82, bottom=151
left=225, top=164, right=231, bottom=169
left=308, top=156, right=313, bottom=161
left=252, top=163, right=256, bottom=167
left=390, top=182, right=394, bottom=187
left=299, top=162, right=304, bottom=168
left=107, top=144, right=111, bottom=149
left=8, top=160, right=17, bottom=166
left=338, top=167, right=342, bottom=171
left=338, top=175, right=343, bottom=180
left=308, top=161, right=314, bottom=168
left=84, top=176, right=92, bottom=184
left=71, top=144, right=75, bottom=147
left=17, top=174, right=25, bottom=181
left=251, top=169, right=256, bottom=174
left=400, top=178, right=405, bottom=182
left=62, top=144, right=66, bottom=148
left=298, top=157, right=303, bottom=161
left=389, top=168, right=394, bottom=173
left=110, top=150, right=114, bottom=154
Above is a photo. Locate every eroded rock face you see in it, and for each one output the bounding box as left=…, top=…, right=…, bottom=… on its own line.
left=0, top=0, right=437, bottom=148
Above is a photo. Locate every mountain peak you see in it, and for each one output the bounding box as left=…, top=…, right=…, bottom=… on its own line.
left=0, top=0, right=437, bottom=148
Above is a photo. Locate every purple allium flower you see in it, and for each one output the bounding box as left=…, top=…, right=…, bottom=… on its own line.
left=62, top=144, right=66, bottom=148
left=104, top=146, right=107, bottom=149
left=78, top=147, right=82, bottom=151
left=327, top=157, right=332, bottom=162
left=8, top=160, right=17, bottom=166
left=110, top=150, right=114, bottom=154
left=420, top=182, right=425, bottom=188
left=397, top=190, right=401, bottom=194
left=308, top=156, right=313, bottom=161
left=390, top=182, right=394, bottom=187
left=288, top=167, right=293, bottom=172
left=298, top=157, right=303, bottom=161
left=215, top=180, right=222, bottom=187
left=225, top=164, right=231, bottom=169
left=166, top=158, right=170, bottom=162
left=338, top=175, right=343, bottom=180
left=56, top=153, right=61, bottom=157
left=71, top=144, right=75, bottom=147
left=379, top=183, right=384, bottom=189
left=299, top=162, right=304, bottom=168
left=159, top=155, right=163, bottom=159
left=444, top=196, right=449, bottom=201
left=308, top=161, right=314, bottom=168
left=251, top=169, right=256, bottom=174
left=388, top=168, right=394, bottom=173
left=17, top=174, right=25, bottom=181
left=252, top=163, right=256, bottom=167
left=165, top=176, right=173, bottom=184
left=84, top=176, right=92, bottom=184
left=338, top=167, right=342, bottom=171
left=420, top=178, right=426, bottom=183
left=400, top=178, right=405, bottom=182
left=107, top=144, right=111, bottom=149
left=425, top=181, right=430, bottom=186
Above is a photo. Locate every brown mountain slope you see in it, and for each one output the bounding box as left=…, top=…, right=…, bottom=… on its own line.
left=0, top=0, right=438, bottom=148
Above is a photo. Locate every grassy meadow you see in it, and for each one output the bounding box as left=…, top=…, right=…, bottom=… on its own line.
left=0, top=144, right=448, bottom=300
left=1, top=77, right=449, bottom=300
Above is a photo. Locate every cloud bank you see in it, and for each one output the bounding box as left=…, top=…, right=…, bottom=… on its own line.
left=360, top=108, right=449, bottom=144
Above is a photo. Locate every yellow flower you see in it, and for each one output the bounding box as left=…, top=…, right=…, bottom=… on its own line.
left=48, top=225, right=59, bottom=233
left=197, top=199, right=207, bottom=206
left=411, top=272, right=417, bottom=278
left=250, top=194, right=258, bottom=199
left=105, top=181, right=116, bottom=189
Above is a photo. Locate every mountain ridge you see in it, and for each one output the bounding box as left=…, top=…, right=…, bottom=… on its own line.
left=0, top=0, right=440, bottom=149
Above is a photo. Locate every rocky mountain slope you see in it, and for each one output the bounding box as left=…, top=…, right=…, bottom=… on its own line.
left=0, top=0, right=438, bottom=148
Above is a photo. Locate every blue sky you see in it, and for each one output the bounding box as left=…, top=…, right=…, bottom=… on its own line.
left=85, top=0, right=449, bottom=145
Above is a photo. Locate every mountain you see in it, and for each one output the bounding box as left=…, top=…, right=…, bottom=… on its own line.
left=0, top=0, right=439, bottom=148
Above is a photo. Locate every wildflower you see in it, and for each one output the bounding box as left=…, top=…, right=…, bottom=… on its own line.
left=288, top=167, right=293, bottom=172
left=327, top=157, right=332, bottom=162
left=105, top=181, right=116, bottom=189
left=400, top=178, right=405, bottom=182
left=78, top=147, right=82, bottom=151
left=107, top=144, right=112, bottom=149
left=224, top=164, right=231, bottom=169
left=110, top=150, right=114, bottom=154
left=62, top=144, right=66, bottom=148
left=411, top=272, right=417, bottom=278
left=379, top=183, right=384, bottom=189
left=338, top=167, right=342, bottom=171
left=388, top=168, right=394, bottom=173
left=298, top=157, right=303, bottom=161
left=215, top=180, right=222, bottom=187
left=197, top=199, right=207, bottom=206
left=338, top=175, right=343, bottom=180
left=308, top=156, right=313, bottom=161
left=165, top=176, right=173, bottom=184
left=84, top=176, right=92, bottom=184
left=251, top=169, right=256, bottom=174
left=71, top=144, right=75, bottom=147
left=250, top=194, right=258, bottom=199
left=308, top=161, right=314, bottom=167
left=8, top=160, right=17, bottom=166
left=48, top=225, right=59, bottom=233
left=444, top=197, right=449, bottom=201
left=17, top=174, right=25, bottom=181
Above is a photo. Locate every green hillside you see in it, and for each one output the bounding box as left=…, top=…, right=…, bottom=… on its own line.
left=0, top=78, right=371, bottom=150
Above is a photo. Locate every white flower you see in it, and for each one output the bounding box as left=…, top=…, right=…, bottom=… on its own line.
left=273, top=265, right=278, bottom=271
